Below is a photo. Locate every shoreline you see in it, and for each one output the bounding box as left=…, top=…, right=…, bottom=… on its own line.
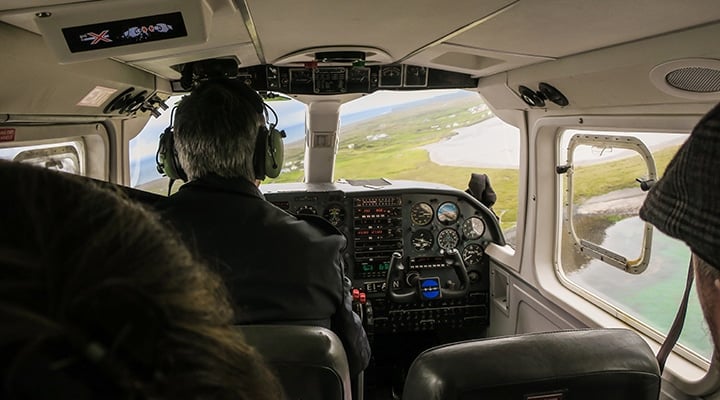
left=423, top=117, right=686, bottom=169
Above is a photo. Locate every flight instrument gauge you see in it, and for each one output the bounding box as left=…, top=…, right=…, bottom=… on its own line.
left=323, top=204, right=346, bottom=227
left=437, top=228, right=460, bottom=250
left=437, top=202, right=459, bottom=225
left=379, top=65, right=402, bottom=87
left=461, top=216, right=486, bottom=239
left=295, top=205, right=317, bottom=215
left=462, top=243, right=484, bottom=265
left=410, top=202, right=433, bottom=226
left=411, top=229, right=434, bottom=251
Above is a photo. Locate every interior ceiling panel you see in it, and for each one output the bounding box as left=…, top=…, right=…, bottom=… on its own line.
left=0, top=0, right=90, bottom=12
left=245, top=0, right=516, bottom=63
left=448, top=0, right=720, bottom=59
left=1, top=0, right=719, bottom=81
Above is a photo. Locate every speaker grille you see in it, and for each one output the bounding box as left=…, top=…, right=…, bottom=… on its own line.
left=665, top=67, right=720, bottom=93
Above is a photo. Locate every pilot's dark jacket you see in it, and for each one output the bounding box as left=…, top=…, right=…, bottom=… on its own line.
left=157, top=175, right=371, bottom=375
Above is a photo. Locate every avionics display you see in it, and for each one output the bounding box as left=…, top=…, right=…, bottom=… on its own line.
left=353, top=196, right=402, bottom=278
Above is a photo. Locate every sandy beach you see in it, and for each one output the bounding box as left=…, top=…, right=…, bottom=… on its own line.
left=423, top=117, right=687, bottom=169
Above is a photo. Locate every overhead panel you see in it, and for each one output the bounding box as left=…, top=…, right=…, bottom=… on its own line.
left=33, top=0, right=212, bottom=64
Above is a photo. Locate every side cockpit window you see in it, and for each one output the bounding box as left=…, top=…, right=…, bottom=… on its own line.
left=0, top=141, right=84, bottom=175
left=557, top=129, right=712, bottom=366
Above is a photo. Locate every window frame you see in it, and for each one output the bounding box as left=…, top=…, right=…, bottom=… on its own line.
left=563, top=133, right=657, bottom=274
left=0, top=123, right=109, bottom=180
left=528, top=113, right=716, bottom=394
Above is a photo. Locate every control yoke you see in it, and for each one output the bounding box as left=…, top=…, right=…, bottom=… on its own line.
left=385, top=250, right=470, bottom=303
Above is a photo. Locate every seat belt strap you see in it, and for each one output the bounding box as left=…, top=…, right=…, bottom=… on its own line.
left=656, top=259, right=694, bottom=373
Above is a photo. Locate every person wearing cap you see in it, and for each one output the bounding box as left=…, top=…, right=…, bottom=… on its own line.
left=156, top=79, right=371, bottom=377
left=639, top=102, right=720, bottom=356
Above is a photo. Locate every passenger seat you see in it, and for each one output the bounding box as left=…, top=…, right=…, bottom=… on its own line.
left=402, top=329, right=660, bottom=400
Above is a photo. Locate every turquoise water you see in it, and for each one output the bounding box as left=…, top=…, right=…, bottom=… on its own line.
left=568, top=216, right=713, bottom=360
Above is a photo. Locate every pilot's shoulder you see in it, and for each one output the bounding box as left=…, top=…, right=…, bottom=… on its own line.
left=293, top=213, right=343, bottom=237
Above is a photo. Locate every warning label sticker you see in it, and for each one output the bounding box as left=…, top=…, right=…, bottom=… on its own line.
left=77, top=86, right=117, bottom=107
left=0, top=128, right=16, bottom=142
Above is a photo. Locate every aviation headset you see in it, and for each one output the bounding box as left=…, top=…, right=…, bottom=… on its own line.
left=155, top=79, right=286, bottom=186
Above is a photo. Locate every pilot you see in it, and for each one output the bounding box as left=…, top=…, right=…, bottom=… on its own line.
left=156, top=78, right=371, bottom=376
left=639, top=101, right=720, bottom=359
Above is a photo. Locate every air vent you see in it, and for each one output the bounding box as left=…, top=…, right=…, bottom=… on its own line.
left=650, top=59, right=720, bottom=99
left=665, top=67, right=720, bottom=93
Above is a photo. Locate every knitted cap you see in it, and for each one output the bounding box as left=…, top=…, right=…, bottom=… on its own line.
left=639, top=102, right=720, bottom=267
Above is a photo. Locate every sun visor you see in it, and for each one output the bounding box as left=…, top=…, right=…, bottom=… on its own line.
left=35, top=0, right=211, bottom=64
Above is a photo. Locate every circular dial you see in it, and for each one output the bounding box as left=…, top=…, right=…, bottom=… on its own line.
left=295, top=205, right=317, bottom=215
left=410, top=202, right=433, bottom=226
left=323, top=204, right=346, bottom=227
left=462, top=243, right=484, bottom=265
left=437, top=228, right=460, bottom=250
left=411, top=229, right=434, bottom=251
left=437, top=202, right=459, bottom=224
left=461, top=216, right=486, bottom=240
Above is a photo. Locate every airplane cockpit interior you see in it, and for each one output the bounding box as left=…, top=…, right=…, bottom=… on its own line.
left=3, top=1, right=720, bottom=399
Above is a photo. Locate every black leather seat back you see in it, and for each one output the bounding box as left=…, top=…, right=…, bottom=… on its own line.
left=402, top=329, right=660, bottom=400
left=238, top=325, right=352, bottom=400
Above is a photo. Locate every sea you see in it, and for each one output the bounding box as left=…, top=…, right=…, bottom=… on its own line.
left=569, top=217, right=711, bottom=360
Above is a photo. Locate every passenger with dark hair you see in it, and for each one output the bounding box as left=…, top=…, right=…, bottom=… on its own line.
left=0, top=160, right=283, bottom=400
left=156, top=79, right=371, bottom=376
left=640, top=102, right=720, bottom=359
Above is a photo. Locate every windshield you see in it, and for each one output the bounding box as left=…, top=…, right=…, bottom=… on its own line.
left=272, top=89, right=521, bottom=243
left=131, top=89, right=520, bottom=243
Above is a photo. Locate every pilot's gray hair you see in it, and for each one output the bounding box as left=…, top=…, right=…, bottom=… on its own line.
left=173, top=82, right=263, bottom=181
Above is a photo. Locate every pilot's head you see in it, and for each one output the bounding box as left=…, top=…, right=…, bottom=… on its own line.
left=174, top=79, right=266, bottom=182
left=639, top=101, right=720, bottom=355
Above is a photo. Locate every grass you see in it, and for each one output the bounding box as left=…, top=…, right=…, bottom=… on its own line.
left=571, top=146, right=679, bottom=205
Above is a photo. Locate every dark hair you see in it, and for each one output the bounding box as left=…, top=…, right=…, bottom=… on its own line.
left=0, top=160, right=282, bottom=400
left=174, top=80, right=265, bottom=181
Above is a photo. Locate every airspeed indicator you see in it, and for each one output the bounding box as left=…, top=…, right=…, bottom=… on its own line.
left=410, top=202, right=433, bottom=226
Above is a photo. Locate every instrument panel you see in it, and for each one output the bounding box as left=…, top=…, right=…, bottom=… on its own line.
left=264, top=183, right=502, bottom=335
left=265, top=189, right=500, bottom=275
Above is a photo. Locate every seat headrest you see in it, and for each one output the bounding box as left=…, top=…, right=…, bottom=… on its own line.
left=237, top=325, right=353, bottom=400
left=403, top=329, right=660, bottom=400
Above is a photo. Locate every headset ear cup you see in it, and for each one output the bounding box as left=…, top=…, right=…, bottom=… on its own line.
left=156, top=127, right=187, bottom=182
left=253, top=127, right=268, bottom=180
left=264, top=128, right=286, bottom=179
